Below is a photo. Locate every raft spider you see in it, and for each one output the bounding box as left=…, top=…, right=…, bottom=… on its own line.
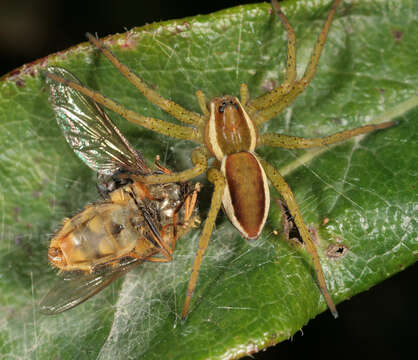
left=46, top=0, right=396, bottom=320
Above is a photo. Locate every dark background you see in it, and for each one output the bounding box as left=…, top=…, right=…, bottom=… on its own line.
left=0, top=0, right=416, bottom=358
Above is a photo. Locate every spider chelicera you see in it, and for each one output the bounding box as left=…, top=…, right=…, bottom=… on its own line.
left=46, top=0, right=396, bottom=320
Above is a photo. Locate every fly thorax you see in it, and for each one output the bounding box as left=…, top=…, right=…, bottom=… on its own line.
left=149, top=182, right=182, bottom=224
left=205, top=96, right=257, bottom=161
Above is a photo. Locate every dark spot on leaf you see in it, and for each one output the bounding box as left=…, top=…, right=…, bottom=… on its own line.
left=392, top=29, right=403, bottom=43
left=14, top=234, right=24, bottom=245
left=326, top=244, right=348, bottom=259
left=15, top=79, right=25, bottom=88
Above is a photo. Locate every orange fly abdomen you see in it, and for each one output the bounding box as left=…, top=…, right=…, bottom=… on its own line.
left=49, top=201, right=145, bottom=272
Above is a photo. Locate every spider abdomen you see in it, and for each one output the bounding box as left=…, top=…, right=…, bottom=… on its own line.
left=221, top=152, right=270, bottom=240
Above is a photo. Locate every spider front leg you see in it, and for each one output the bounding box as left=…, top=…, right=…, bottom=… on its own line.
left=126, top=147, right=209, bottom=184
left=260, top=158, right=338, bottom=318
left=247, top=0, right=297, bottom=115
left=45, top=72, right=203, bottom=143
left=181, top=167, right=226, bottom=321
left=255, top=0, right=342, bottom=126
left=86, top=33, right=205, bottom=128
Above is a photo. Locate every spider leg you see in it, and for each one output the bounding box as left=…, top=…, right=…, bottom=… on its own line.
left=260, top=158, right=338, bottom=318
left=45, top=72, right=203, bottom=143
left=125, top=147, right=209, bottom=184
left=255, top=0, right=341, bottom=126
left=181, top=167, right=225, bottom=321
left=86, top=33, right=205, bottom=127
left=195, top=90, right=209, bottom=116
left=259, top=120, right=397, bottom=149
left=240, top=83, right=250, bottom=106
left=247, top=0, right=297, bottom=115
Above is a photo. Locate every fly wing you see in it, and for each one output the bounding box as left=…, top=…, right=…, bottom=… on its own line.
left=45, top=67, right=150, bottom=176
left=39, top=257, right=142, bottom=315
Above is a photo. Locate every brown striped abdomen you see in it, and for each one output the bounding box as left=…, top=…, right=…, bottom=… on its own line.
left=221, top=152, right=270, bottom=240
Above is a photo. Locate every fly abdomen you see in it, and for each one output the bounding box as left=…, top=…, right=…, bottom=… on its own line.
left=49, top=202, right=145, bottom=271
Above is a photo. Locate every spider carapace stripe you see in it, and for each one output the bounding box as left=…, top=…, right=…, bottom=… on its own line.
left=206, top=97, right=269, bottom=240
left=206, top=96, right=257, bottom=160
left=222, top=152, right=270, bottom=240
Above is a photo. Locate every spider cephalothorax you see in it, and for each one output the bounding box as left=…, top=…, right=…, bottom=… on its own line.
left=46, top=0, right=396, bottom=320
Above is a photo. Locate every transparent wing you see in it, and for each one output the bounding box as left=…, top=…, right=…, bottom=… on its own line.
left=45, top=67, right=150, bottom=176
left=39, top=257, right=142, bottom=315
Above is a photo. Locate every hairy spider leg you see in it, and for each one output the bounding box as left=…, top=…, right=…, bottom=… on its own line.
left=196, top=90, right=210, bottom=116
left=181, top=167, right=226, bottom=321
left=44, top=72, right=203, bottom=143
left=260, top=159, right=338, bottom=318
left=239, top=84, right=251, bottom=106
left=86, top=33, right=204, bottom=127
left=260, top=120, right=397, bottom=149
left=126, top=147, right=209, bottom=184
left=248, top=0, right=298, bottom=114
left=254, top=0, right=342, bottom=126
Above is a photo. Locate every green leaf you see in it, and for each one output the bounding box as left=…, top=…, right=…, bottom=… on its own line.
left=0, top=0, right=416, bottom=358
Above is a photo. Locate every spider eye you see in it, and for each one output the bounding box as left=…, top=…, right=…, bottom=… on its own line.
left=218, top=100, right=239, bottom=113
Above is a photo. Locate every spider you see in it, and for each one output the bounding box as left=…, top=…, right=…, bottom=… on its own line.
left=46, top=0, right=396, bottom=320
